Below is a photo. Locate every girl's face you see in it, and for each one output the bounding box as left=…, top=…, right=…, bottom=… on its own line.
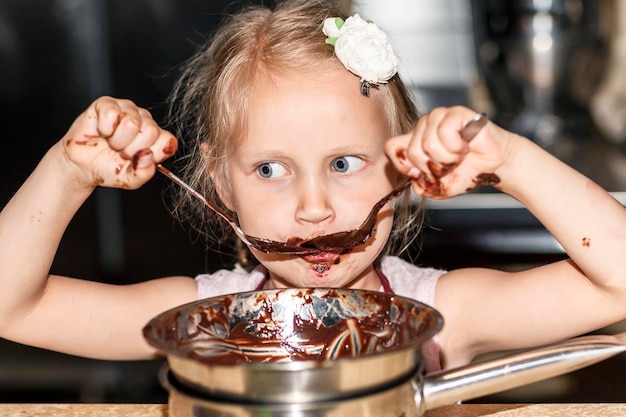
left=226, top=66, right=399, bottom=290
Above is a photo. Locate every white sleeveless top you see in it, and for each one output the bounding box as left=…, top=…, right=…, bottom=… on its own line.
left=195, top=255, right=445, bottom=372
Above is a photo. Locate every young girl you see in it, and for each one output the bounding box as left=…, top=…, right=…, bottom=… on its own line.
left=1, top=0, right=626, bottom=375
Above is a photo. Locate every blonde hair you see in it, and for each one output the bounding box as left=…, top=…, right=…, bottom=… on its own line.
left=167, top=0, right=423, bottom=266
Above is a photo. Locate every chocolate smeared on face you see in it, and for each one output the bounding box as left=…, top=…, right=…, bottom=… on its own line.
left=153, top=289, right=438, bottom=366
left=311, top=264, right=331, bottom=274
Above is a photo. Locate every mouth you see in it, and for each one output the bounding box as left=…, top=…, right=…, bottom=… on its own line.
left=301, top=250, right=341, bottom=264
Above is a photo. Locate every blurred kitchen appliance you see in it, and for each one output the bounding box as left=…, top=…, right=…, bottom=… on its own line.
left=352, top=0, right=477, bottom=111
left=471, top=0, right=612, bottom=148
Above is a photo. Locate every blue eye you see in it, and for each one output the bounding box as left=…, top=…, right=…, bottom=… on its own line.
left=332, top=156, right=364, bottom=173
left=257, top=162, right=287, bottom=179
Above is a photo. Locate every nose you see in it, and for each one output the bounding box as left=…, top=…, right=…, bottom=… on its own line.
left=294, top=177, right=334, bottom=226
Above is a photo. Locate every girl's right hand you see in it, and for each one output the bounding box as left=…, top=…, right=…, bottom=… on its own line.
left=60, top=96, right=177, bottom=190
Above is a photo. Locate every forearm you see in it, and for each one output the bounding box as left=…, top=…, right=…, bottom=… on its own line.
left=0, top=142, right=94, bottom=322
left=496, top=137, right=626, bottom=288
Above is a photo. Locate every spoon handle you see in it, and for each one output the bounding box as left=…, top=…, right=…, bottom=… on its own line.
left=461, top=113, right=488, bottom=142
left=156, top=164, right=236, bottom=224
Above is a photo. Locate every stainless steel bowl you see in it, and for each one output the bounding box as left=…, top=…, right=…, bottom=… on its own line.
left=144, top=288, right=626, bottom=416
left=143, top=288, right=443, bottom=403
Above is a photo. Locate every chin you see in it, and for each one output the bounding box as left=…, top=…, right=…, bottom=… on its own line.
left=314, top=257, right=378, bottom=288
left=261, top=257, right=347, bottom=288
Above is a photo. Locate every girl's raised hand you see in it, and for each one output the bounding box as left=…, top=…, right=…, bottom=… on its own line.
left=61, top=96, right=177, bottom=190
left=385, top=106, right=515, bottom=199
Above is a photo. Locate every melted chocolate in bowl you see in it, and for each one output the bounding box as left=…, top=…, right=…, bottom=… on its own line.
left=143, top=288, right=443, bottom=403
left=144, top=288, right=441, bottom=365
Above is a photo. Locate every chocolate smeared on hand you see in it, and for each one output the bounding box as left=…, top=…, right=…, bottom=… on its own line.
left=466, top=172, right=501, bottom=192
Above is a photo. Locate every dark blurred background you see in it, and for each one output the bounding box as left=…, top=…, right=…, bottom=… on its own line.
left=1, top=0, right=626, bottom=405
left=0, top=0, right=248, bottom=403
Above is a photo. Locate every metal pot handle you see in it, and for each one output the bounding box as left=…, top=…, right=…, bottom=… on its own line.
left=419, top=333, right=626, bottom=412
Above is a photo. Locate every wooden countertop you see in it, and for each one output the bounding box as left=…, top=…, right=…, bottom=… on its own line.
left=2, top=403, right=626, bottom=416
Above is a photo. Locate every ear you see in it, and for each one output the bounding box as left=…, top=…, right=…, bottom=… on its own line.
left=201, top=143, right=236, bottom=212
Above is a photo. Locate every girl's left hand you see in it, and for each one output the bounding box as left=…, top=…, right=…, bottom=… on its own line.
left=385, top=106, right=514, bottom=199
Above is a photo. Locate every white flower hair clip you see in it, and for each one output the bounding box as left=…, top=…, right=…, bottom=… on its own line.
left=323, top=14, right=398, bottom=97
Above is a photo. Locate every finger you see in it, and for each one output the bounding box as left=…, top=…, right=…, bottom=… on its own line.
left=437, top=119, right=471, bottom=156
left=98, top=99, right=143, bottom=153
left=437, top=106, right=479, bottom=152
left=405, top=113, right=438, bottom=177
left=385, top=122, right=431, bottom=180
left=385, top=133, right=414, bottom=176
left=129, top=129, right=177, bottom=177
left=393, top=111, right=457, bottom=197
left=117, top=110, right=161, bottom=160
left=150, top=131, right=178, bottom=163
left=92, top=97, right=136, bottom=140
left=421, top=110, right=456, bottom=165
left=112, top=149, right=156, bottom=190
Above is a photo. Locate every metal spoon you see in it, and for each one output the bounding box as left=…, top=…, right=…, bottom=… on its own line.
left=157, top=164, right=319, bottom=254
left=295, top=112, right=488, bottom=252
left=158, top=112, right=488, bottom=255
